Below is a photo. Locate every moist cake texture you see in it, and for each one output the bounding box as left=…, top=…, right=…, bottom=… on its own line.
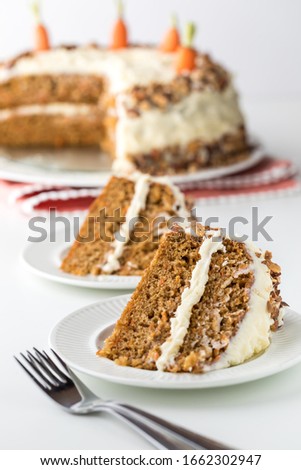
left=61, top=174, right=192, bottom=276
left=98, top=224, right=282, bottom=373
left=0, top=45, right=251, bottom=174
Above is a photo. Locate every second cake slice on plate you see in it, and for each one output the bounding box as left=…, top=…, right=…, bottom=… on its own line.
left=98, top=224, right=283, bottom=373
left=61, top=174, right=192, bottom=276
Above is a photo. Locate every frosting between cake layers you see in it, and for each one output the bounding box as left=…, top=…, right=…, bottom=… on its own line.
left=102, top=173, right=151, bottom=274
left=0, top=103, right=96, bottom=121
left=114, top=85, right=243, bottom=159
left=209, top=241, right=274, bottom=371
left=156, top=230, right=225, bottom=371
left=101, top=173, right=190, bottom=274
left=0, top=47, right=177, bottom=94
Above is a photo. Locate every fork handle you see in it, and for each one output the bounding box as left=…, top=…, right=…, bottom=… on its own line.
left=108, top=407, right=198, bottom=450
left=111, top=402, right=232, bottom=450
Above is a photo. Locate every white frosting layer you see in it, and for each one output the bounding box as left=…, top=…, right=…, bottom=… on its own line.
left=102, top=174, right=151, bottom=274
left=102, top=173, right=190, bottom=274
left=210, top=241, right=274, bottom=370
left=115, top=85, right=243, bottom=158
left=156, top=230, right=225, bottom=371
left=0, top=47, right=176, bottom=94
left=0, top=103, right=96, bottom=121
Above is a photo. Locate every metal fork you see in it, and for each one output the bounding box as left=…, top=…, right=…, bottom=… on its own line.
left=15, top=348, right=232, bottom=450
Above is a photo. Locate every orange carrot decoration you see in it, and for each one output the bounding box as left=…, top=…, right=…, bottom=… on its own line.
left=160, top=14, right=180, bottom=52
left=111, top=0, right=128, bottom=50
left=176, top=22, right=197, bottom=73
left=31, top=0, right=50, bottom=51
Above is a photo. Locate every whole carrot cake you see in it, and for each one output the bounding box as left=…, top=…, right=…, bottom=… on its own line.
left=61, top=173, right=192, bottom=276
left=98, top=224, right=283, bottom=373
left=0, top=45, right=251, bottom=175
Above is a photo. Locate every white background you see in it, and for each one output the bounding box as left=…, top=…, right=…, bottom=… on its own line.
left=0, top=0, right=301, bottom=99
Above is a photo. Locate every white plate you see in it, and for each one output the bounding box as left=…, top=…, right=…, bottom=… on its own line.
left=0, top=147, right=263, bottom=188
left=21, top=231, right=141, bottom=290
left=50, top=295, right=301, bottom=389
left=0, top=148, right=112, bottom=188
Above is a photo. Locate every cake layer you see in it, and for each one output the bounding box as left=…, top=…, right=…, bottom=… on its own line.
left=114, top=127, right=250, bottom=176
left=0, top=107, right=103, bottom=147
left=99, top=225, right=282, bottom=372
left=61, top=175, right=191, bottom=276
left=0, top=75, right=105, bottom=109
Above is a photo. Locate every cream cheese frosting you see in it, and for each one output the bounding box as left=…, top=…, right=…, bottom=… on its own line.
left=0, top=103, right=96, bottom=121
left=0, top=47, right=177, bottom=94
left=210, top=241, right=274, bottom=371
left=114, top=85, right=243, bottom=159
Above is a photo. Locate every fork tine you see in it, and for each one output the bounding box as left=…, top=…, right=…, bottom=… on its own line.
left=26, top=351, right=63, bottom=387
left=14, top=356, right=49, bottom=391
left=43, top=350, right=71, bottom=382
left=51, top=349, right=70, bottom=373
left=21, top=352, right=57, bottom=388
left=34, top=348, right=70, bottom=383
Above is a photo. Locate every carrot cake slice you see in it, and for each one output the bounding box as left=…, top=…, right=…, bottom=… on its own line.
left=98, top=223, right=283, bottom=373
left=61, top=174, right=192, bottom=276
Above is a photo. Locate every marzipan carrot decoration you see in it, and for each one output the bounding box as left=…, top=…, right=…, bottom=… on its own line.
left=111, top=0, right=128, bottom=49
left=160, top=14, right=180, bottom=52
left=176, top=22, right=197, bottom=73
left=31, top=0, right=50, bottom=51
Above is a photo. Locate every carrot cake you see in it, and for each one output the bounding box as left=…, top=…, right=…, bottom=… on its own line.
left=98, top=223, right=283, bottom=373
left=61, top=173, right=192, bottom=276
left=0, top=45, right=251, bottom=175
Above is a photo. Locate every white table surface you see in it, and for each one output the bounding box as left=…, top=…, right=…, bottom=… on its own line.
left=1, top=98, right=301, bottom=450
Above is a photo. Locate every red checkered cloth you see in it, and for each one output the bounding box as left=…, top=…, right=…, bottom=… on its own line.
left=1, top=157, right=300, bottom=216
